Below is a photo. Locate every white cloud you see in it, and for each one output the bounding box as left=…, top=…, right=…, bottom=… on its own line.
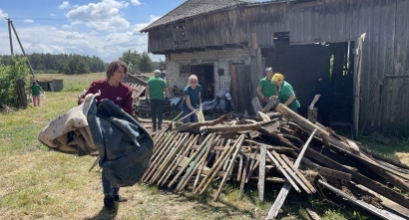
left=23, top=19, right=34, bottom=23
left=134, top=15, right=160, bottom=32
left=50, top=14, right=56, bottom=16
left=59, top=1, right=70, bottom=9
left=66, top=0, right=130, bottom=31
left=131, top=0, right=141, bottom=5
left=0, top=9, right=8, bottom=18
left=0, top=19, right=164, bottom=62
left=61, top=24, right=73, bottom=29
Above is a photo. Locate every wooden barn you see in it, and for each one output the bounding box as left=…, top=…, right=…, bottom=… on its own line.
left=141, top=0, right=409, bottom=136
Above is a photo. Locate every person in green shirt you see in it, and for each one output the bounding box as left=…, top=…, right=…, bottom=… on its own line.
left=257, top=67, right=275, bottom=107
left=272, top=73, right=300, bottom=112
left=146, top=70, right=169, bottom=131
left=30, top=80, right=43, bottom=107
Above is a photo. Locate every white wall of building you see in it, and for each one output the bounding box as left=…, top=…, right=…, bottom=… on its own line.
left=166, top=48, right=250, bottom=97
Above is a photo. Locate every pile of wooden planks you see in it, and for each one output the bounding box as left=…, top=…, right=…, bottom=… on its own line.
left=139, top=104, right=409, bottom=220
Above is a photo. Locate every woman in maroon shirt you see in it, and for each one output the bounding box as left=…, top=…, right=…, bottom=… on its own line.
left=79, top=60, right=133, bottom=209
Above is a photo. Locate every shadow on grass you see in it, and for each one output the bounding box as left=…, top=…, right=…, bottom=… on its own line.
left=84, top=206, right=118, bottom=220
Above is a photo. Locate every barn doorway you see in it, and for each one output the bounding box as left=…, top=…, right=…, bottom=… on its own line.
left=190, top=64, right=215, bottom=101
left=329, top=41, right=356, bottom=126
left=266, top=36, right=355, bottom=129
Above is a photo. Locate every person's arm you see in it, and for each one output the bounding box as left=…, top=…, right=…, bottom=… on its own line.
left=164, top=87, right=169, bottom=98
left=199, top=92, right=202, bottom=108
left=145, top=86, right=150, bottom=100
left=163, top=81, right=169, bottom=98
left=122, top=88, right=133, bottom=115
left=284, top=94, right=296, bottom=106
left=310, top=83, right=322, bottom=109
left=309, top=94, right=321, bottom=109
left=185, top=95, right=195, bottom=111
left=78, top=82, right=96, bottom=105
left=256, top=86, right=265, bottom=100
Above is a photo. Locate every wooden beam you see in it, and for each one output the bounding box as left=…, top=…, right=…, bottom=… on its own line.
left=318, top=179, right=407, bottom=220
left=224, top=44, right=244, bottom=48
left=258, top=145, right=267, bottom=201
left=266, top=151, right=301, bottom=192
left=266, top=129, right=317, bottom=220
left=205, top=46, right=224, bottom=50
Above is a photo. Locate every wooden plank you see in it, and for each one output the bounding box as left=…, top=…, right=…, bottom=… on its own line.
left=304, top=147, right=409, bottom=210
left=318, top=179, right=407, bottom=220
left=214, top=135, right=245, bottom=201
left=300, top=199, right=321, bottom=220
left=239, top=147, right=252, bottom=198
left=272, top=151, right=311, bottom=194
left=258, top=145, right=267, bottom=202
left=266, top=151, right=301, bottom=192
left=281, top=154, right=316, bottom=193
left=265, top=129, right=317, bottom=219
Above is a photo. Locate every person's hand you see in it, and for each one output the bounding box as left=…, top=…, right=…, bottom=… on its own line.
left=262, top=97, right=268, bottom=103
left=309, top=103, right=314, bottom=110
left=165, top=96, right=169, bottom=101
left=146, top=98, right=150, bottom=104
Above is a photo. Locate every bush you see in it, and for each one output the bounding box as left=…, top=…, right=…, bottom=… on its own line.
left=0, top=56, right=30, bottom=107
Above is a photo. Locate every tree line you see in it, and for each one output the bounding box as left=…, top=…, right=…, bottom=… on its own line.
left=0, top=53, right=106, bottom=74
left=119, top=50, right=165, bottom=73
left=0, top=50, right=164, bottom=75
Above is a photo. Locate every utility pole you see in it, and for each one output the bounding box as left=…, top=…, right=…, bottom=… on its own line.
left=7, top=18, right=13, bottom=54
left=9, top=19, right=34, bottom=76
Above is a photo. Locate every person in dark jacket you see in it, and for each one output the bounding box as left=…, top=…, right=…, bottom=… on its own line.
left=78, top=60, right=132, bottom=210
left=309, top=72, right=334, bottom=127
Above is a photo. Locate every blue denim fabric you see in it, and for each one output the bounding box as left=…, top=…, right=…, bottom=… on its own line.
left=182, top=106, right=198, bottom=123
left=102, top=169, right=120, bottom=195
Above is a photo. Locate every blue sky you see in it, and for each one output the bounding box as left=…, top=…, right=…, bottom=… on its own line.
left=0, top=0, right=186, bottom=61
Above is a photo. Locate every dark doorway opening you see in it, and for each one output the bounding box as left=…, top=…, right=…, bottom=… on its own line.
left=329, top=41, right=355, bottom=124
left=190, top=64, right=215, bottom=101
left=265, top=35, right=355, bottom=128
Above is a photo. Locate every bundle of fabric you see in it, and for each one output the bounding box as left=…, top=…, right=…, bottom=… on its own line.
left=38, top=93, right=154, bottom=187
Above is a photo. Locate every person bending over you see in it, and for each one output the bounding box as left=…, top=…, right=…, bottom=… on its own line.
left=181, top=75, right=202, bottom=123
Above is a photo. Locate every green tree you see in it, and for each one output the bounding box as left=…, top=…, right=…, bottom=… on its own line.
left=139, top=52, right=153, bottom=73
left=0, top=56, right=30, bottom=107
left=119, top=49, right=141, bottom=68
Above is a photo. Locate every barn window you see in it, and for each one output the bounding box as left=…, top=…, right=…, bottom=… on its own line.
left=174, top=20, right=188, bottom=48
left=179, top=64, right=191, bottom=76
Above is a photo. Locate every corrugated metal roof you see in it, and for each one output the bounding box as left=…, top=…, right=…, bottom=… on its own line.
left=140, top=0, right=248, bottom=32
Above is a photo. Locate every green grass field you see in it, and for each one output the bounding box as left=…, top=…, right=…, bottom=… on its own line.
left=0, top=73, right=408, bottom=219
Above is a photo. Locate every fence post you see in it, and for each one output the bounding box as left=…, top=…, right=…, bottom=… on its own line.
left=16, top=78, right=27, bottom=108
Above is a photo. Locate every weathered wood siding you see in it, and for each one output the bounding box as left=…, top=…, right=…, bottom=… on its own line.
left=385, top=0, right=409, bottom=129
left=148, top=3, right=288, bottom=53
left=147, top=0, right=409, bottom=130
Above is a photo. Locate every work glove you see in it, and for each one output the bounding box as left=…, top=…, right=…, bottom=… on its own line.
left=262, top=97, right=268, bottom=103
left=309, top=103, right=314, bottom=110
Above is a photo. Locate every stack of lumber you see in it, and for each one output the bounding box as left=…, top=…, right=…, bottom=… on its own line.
left=140, top=104, right=409, bottom=220
left=136, top=97, right=172, bottom=116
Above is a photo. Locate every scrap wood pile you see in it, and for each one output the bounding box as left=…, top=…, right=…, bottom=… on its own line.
left=139, top=104, right=409, bottom=220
